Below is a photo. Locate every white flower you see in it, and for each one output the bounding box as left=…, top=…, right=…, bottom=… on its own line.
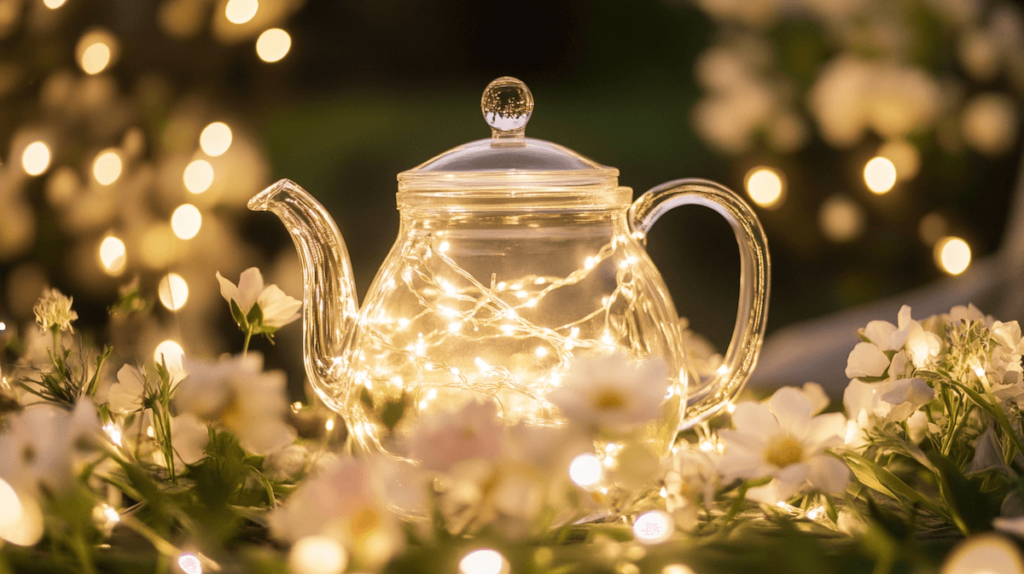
left=269, top=457, right=405, bottom=570
left=845, top=305, right=941, bottom=380
left=33, top=287, right=78, bottom=333
left=843, top=377, right=934, bottom=426
left=718, top=387, right=849, bottom=503
left=175, top=353, right=296, bottom=455
left=547, top=352, right=669, bottom=432
left=0, top=400, right=101, bottom=495
left=662, top=447, right=720, bottom=530
left=171, top=414, right=209, bottom=466
left=264, top=444, right=309, bottom=482
left=216, top=267, right=301, bottom=330
left=107, top=364, right=147, bottom=414
left=407, top=401, right=503, bottom=473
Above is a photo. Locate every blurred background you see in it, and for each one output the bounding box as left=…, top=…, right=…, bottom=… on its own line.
left=0, top=0, right=1021, bottom=397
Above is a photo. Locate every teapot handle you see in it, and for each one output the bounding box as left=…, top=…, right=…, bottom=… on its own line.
left=628, top=178, right=770, bottom=429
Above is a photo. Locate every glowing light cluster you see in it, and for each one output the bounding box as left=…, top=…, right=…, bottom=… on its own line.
left=158, top=273, right=189, bottom=311
left=744, top=167, right=784, bottom=209
left=569, top=454, right=603, bottom=488
left=99, top=236, right=127, bottom=275
left=288, top=536, right=347, bottom=574
left=935, top=236, right=972, bottom=275
left=21, top=141, right=51, bottom=176
left=864, top=156, right=897, bottom=194
left=200, top=122, right=233, bottom=157
left=184, top=159, right=214, bottom=194
left=460, top=549, right=508, bottom=574
left=171, top=204, right=202, bottom=240
left=178, top=553, right=202, bottom=574
left=93, top=149, right=123, bottom=185
left=257, top=28, right=291, bottom=62
left=633, top=510, right=674, bottom=544
left=225, top=0, right=258, bottom=24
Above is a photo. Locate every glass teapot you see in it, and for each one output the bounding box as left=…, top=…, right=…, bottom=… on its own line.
left=248, top=77, right=769, bottom=457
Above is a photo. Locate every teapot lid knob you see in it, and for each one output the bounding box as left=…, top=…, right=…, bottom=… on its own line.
left=481, top=77, right=534, bottom=139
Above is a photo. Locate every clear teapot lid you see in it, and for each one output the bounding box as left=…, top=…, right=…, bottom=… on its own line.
left=397, top=77, right=621, bottom=195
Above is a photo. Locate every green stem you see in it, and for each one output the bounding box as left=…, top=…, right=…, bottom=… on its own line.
left=69, top=531, right=97, bottom=574
left=242, top=329, right=252, bottom=356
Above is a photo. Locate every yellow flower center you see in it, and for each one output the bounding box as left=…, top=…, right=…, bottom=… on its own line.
left=594, top=390, right=627, bottom=410
left=350, top=506, right=381, bottom=539
left=764, top=434, right=803, bottom=468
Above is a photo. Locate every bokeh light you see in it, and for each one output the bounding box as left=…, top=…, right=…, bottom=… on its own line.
left=569, top=454, right=603, bottom=488
left=256, top=29, right=292, bottom=63
left=183, top=159, right=214, bottom=194
left=98, top=236, right=127, bottom=275
left=661, top=565, right=697, bottom=574
left=200, top=122, right=233, bottom=157
left=171, top=204, right=202, bottom=240
left=21, top=141, right=51, bottom=176
left=80, top=42, right=111, bottom=75
left=93, top=150, right=123, bottom=185
left=935, top=236, right=972, bottom=275
left=177, top=552, right=202, bottom=574
left=818, top=194, right=865, bottom=243
left=0, top=477, right=24, bottom=532
left=158, top=273, right=189, bottom=311
left=744, top=167, right=784, bottom=209
left=633, top=510, right=674, bottom=544
left=459, top=549, right=508, bottom=574
left=287, top=536, right=347, bottom=574
left=153, top=340, right=184, bottom=371
left=864, top=156, right=897, bottom=194
left=225, top=0, right=258, bottom=24
left=43, top=0, right=66, bottom=8
left=0, top=476, right=42, bottom=546
left=942, top=534, right=1024, bottom=574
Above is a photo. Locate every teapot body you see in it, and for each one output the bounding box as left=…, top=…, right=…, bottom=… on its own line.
left=334, top=203, right=690, bottom=455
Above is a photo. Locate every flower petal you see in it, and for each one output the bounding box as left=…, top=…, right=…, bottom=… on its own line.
left=216, top=271, right=240, bottom=306
left=235, top=267, right=264, bottom=312
left=806, top=455, right=850, bottom=495
left=767, top=387, right=813, bottom=430
left=257, top=284, right=302, bottom=328
left=863, top=320, right=897, bottom=349
left=845, top=342, right=890, bottom=379
left=731, top=401, right=779, bottom=437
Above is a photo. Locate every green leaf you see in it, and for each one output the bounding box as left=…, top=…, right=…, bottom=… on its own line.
left=246, top=302, right=264, bottom=329
left=381, top=393, right=409, bottom=432
left=844, top=452, right=951, bottom=521
left=230, top=299, right=249, bottom=330
left=927, top=450, right=1000, bottom=534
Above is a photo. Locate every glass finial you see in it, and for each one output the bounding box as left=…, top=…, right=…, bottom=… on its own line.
left=481, top=77, right=533, bottom=138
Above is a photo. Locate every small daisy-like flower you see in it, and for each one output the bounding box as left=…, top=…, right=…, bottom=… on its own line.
left=718, top=387, right=849, bottom=503
left=547, top=352, right=669, bottom=432
left=33, top=287, right=78, bottom=334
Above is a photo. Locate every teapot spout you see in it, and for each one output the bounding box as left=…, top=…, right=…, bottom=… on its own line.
left=248, top=179, right=359, bottom=411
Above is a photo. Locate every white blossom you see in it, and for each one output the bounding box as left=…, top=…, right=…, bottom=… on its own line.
left=175, top=353, right=295, bottom=455
left=107, top=364, right=147, bottom=414
left=718, top=387, right=849, bottom=503
left=32, top=287, right=78, bottom=333
left=406, top=401, right=503, bottom=473
left=547, top=352, right=669, bottom=432
left=216, top=267, right=301, bottom=329
left=264, top=444, right=309, bottom=482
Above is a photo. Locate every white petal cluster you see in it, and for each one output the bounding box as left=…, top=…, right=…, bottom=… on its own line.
left=217, top=267, right=301, bottom=330
left=175, top=353, right=295, bottom=455
left=547, top=352, right=669, bottom=433
left=719, top=387, right=849, bottom=504
left=32, top=287, right=78, bottom=334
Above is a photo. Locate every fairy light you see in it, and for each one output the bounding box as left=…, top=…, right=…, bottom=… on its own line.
left=818, top=195, right=865, bottom=243
left=935, top=236, right=972, bottom=275
left=99, top=236, right=127, bottom=275
left=158, top=273, right=189, bottom=311
left=288, top=536, right=347, bottom=574
left=92, top=149, right=123, bottom=185
left=177, top=553, right=202, bottom=574
left=43, top=0, right=66, bottom=8
left=744, top=167, right=784, bottom=209
left=21, top=141, right=51, bottom=176
left=661, top=565, right=697, bottom=574
left=0, top=478, right=23, bottom=532
left=225, top=0, right=258, bottom=24
left=103, top=423, right=123, bottom=447
left=80, top=43, right=111, bottom=75
left=864, top=156, right=897, bottom=194
left=153, top=340, right=184, bottom=371
left=183, top=160, right=214, bottom=194
left=291, top=402, right=303, bottom=413
left=325, top=418, right=335, bottom=432
left=569, top=454, right=603, bottom=488
left=96, top=503, right=120, bottom=530
left=806, top=506, right=825, bottom=521
left=459, top=549, right=508, bottom=574
left=171, top=204, right=203, bottom=240
left=256, top=29, right=291, bottom=63
left=199, top=122, right=233, bottom=157
left=633, top=510, right=673, bottom=544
